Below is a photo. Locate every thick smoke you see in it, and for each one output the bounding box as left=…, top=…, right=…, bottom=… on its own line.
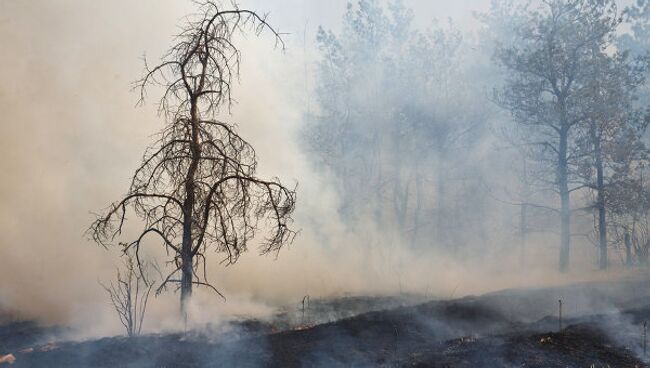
left=0, top=0, right=641, bottom=338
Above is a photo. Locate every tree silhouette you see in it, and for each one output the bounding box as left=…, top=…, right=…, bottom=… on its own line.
left=90, top=1, right=296, bottom=319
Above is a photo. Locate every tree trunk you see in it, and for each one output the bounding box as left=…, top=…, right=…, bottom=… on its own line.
left=411, top=173, right=423, bottom=248
left=593, top=129, right=607, bottom=270
left=641, top=240, right=650, bottom=266
left=625, top=232, right=633, bottom=267
left=436, top=155, right=446, bottom=248
left=180, top=212, right=194, bottom=321
left=520, top=203, right=528, bottom=268
left=519, top=158, right=529, bottom=268
left=180, top=96, right=201, bottom=320
left=558, top=126, right=571, bottom=273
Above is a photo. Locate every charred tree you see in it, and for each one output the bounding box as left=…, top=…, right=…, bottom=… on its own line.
left=90, top=1, right=296, bottom=319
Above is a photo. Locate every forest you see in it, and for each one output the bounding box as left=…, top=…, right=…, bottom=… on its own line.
left=303, top=0, right=650, bottom=274
left=3, top=0, right=650, bottom=366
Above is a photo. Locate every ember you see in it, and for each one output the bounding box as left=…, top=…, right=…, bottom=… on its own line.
left=0, top=354, right=15, bottom=365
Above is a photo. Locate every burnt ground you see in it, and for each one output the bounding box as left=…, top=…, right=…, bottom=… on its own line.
left=0, top=321, right=63, bottom=356
left=4, top=279, right=650, bottom=367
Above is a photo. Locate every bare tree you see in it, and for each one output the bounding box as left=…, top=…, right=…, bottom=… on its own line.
left=90, top=1, right=297, bottom=319
left=101, top=254, right=153, bottom=337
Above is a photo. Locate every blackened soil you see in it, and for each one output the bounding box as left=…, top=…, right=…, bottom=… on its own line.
left=408, top=324, right=646, bottom=368
left=0, top=321, right=63, bottom=354
left=5, top=279, right=650, bottom=367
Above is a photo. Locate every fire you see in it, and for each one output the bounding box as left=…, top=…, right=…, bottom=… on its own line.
left=37, top=343, right=57, bottom=352
left=293, top=325, right=312, bottom=331
left=0, top=354, right=16, bottom=365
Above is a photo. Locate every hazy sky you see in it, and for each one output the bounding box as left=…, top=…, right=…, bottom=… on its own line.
left=0, top=0, right=496, bottom=312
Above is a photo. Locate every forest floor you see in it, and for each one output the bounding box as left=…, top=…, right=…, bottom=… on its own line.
left=3, top=277, right=650, bottom=367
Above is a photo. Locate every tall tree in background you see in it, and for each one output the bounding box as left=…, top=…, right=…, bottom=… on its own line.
left=575, top=50, right=646, bottom=269
left=495, top=0, right=620, bottom=272
left=619, top=0, right=650, bottom=121
left=90, top=1, right=297, bottom=319
left=478, top=0, right=546, bottom=267
left=608, top=142, right=650, bottom=266
left=303, top=0, right=487, bottom=252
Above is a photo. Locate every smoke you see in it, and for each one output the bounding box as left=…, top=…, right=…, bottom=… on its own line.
left=0, top=0, right=643, bottom=339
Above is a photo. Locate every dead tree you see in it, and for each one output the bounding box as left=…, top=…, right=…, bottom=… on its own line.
left=90, top=1, right=296, bottom=319
left=101, top=254, right=153, bottom=337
